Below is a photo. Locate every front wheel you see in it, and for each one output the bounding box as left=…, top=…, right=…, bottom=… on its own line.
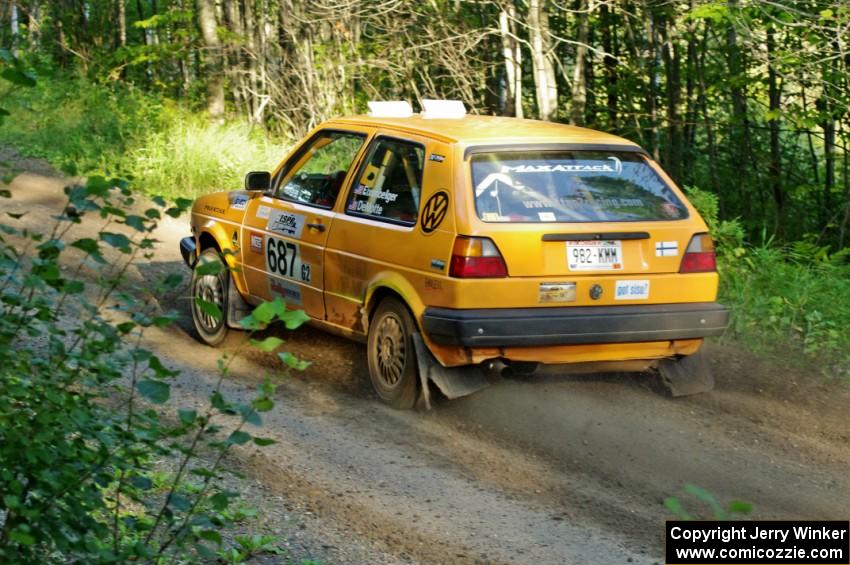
left=367, top=298, right=419, bottom=409
left=191, top=248, right=230, bottom=346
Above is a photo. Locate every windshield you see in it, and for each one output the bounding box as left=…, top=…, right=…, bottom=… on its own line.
left=470, top=150, right=688, bottom=223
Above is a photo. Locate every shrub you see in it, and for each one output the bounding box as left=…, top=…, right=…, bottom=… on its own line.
left=0, top=173, right=309, bottom=561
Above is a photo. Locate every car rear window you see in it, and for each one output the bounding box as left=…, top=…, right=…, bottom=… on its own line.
left=470, top=150, right=688, bottom=223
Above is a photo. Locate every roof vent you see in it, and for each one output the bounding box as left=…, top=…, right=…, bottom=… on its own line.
left=367, top=100, right=413, bottom=118
left=421, top=99, right=467, bottom=119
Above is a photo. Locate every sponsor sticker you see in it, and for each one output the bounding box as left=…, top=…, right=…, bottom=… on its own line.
left=538, top=211, right=556, bottom=222
left=204, top=204, right=226, bottom=214
left=249, top=232, right=263, bottom=254
left=269, top=278, right=303, bottom=306
left=429, top=153, right=446, bottom=163
left=266, top=209, right=305, bottom=238
left=257, top=205, right=272, bottom=220
left=230, top=193, right=250, bottom=210
left=615, top=280, right=650, bottom=300
left=500, top=156, right=622, bottom=175
left=656, top=241, right=679, bottom=257
left=420, top=191, right=450, bottom=234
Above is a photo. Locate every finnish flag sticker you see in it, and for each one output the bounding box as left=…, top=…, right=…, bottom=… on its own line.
left=655, top=241, right=679, bottom=257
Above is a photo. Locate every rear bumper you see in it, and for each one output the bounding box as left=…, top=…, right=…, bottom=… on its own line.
left=422, top=302, right=729, bottom=347
left=179, top=236, right=197, bottom=268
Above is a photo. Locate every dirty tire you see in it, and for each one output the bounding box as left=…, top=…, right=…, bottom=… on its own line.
left=367, top=297, right=419, bottom=409
left=657, top=349, right=715, bottom=397
left=191, top=247, right=230, bottom=346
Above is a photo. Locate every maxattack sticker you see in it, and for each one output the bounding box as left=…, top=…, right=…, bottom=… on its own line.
left=615, top=280, right=650, bottom=300
left=249, top=232, right=263, bottom=254
left=655, top=241, right=679, bottom=257
left=266, top=209, right=305, bottom=238
left=257, top=205, right=272, bottom=220
left=230, top=193, right=250, bottom=210
left=420, top=191, right=449, bottom=234
left=269, top=278, right=303, bottom=306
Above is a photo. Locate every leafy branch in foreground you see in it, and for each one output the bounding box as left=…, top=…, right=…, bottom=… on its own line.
left=0, top=174, right=309, bottom=562
left=665, top=484, right=753, bottom=521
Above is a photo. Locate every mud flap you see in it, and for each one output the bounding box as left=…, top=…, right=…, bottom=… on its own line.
left=412, top=333, right=490, bottom=409
left=226, top=276, right=252, bottom=329
left=657, top=350, right=715, bottom=397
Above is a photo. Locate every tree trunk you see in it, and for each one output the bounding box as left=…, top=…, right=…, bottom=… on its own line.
left=570, top=0, right=589, bottom=125
left=528, top=0, right=557, bottom=121
left=725, top=0, right=749, bottom=184
left=766, top=24, right=783, bottom=229
left=659, top=6, right=682, bottom=181
left=117, top=0, right=127, bottom=47
left=498, top=7, right=518, bottom=117
left=600, top=1, right=617, bottom=130
left=696, top=25, right=719, bottom=197
left=197, top=0, right=225, bottom=120
left=10, top=1, right=18, bottom=56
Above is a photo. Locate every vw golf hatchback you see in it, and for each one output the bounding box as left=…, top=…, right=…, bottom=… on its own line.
left=180, top=100, right=729, bottom=408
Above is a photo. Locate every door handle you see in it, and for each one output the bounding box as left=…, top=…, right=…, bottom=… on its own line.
left=307, top=222, right=326, bottom=232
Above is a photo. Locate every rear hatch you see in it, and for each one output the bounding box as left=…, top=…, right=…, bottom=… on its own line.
left=468, top=148, right=698, bottom=278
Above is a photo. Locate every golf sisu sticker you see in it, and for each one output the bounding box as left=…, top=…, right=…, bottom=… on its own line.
left=420, top=191, right=449, bottom=234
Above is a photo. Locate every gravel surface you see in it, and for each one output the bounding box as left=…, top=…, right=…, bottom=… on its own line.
left=4, top=149, right=850, bottom=564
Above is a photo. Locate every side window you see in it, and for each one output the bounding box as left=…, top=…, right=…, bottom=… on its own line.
left=346, top=137, right=424, bottom=225
left=274, top=131, right=366, bottom=208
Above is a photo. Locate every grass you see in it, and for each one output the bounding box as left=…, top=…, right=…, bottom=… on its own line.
left=0, top=75, right=290, bottom=198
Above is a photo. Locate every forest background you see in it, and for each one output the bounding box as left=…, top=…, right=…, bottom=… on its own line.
left=1, top=0, right=850, bottom=372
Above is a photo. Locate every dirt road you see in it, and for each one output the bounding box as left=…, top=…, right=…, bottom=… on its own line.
left=4, top=152, right=850, bottom=564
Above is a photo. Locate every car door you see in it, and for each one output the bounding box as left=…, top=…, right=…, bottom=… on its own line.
left=324, top=133, right=439, bottom=332
left=240, top=128, right=370, bottom=320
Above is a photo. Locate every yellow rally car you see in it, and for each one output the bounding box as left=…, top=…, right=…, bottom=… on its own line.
left=180, top=100, right=728, bottom=408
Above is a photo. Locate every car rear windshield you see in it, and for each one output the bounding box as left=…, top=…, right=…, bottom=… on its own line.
left=470, top=150, right=688, bottom=223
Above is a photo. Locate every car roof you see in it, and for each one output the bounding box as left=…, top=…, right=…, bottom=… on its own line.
left=328, top=114, right=642, bottom=149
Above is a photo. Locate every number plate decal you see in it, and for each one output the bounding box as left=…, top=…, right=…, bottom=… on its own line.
left=567, top=240, right=623, bottom=271
left=615, top=280, right=650, bottom=300
left=266, top=236, right=310, bottom=283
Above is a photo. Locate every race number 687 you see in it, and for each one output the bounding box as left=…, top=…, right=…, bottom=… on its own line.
left=267, top=237, right=297, bottom=278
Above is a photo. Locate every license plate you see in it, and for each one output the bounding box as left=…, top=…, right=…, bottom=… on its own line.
left=567, top=240, right=623, bottom=271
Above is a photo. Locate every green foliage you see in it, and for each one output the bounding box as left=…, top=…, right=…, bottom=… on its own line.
left=686, top=185, right=850, bottom=376
left=0, top=75, right=288, bottom=199
left=0, top=174, right=310, bottom=561
left=683, top=186, right=745, bottom=257
left=665, top=485, right=753, bottom=521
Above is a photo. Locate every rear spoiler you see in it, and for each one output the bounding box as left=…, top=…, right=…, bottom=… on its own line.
left=463, top=143, right=649, bottom=160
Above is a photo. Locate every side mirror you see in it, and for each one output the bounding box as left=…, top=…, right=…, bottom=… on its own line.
left=245, top=171, right=271, bottom=191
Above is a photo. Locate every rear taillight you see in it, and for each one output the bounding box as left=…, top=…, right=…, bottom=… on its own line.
left=680, top=233, right=717, bottom=273
left=449, top=236, right=508, bottom=278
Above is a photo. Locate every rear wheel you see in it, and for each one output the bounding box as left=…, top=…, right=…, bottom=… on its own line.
left=367, top=297, right=419, bottom=409
left=191, top=248, right=229, bottom=346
